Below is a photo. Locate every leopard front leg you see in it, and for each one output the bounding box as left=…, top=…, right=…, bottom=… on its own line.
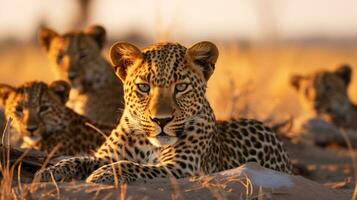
left=36, top=156, right=106, bottom=182
left=86, top=161, right=174, bottom=184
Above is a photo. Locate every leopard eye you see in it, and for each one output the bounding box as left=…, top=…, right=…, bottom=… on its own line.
left=325, top=84, right=332, bottom=92
left=56, top=52, right=65, bottom=64
left=79, top=52, right=87, bottom=60
left=304, top=88, right=310, bottom=97
left=39, top=105, right=50, bottom=113
left=15, top=105, right=23, bottom=115
left=175, top=83, right=188, bottom=93
left=137, top=83, right=150, bottom=93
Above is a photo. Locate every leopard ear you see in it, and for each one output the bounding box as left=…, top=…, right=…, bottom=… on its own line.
left=38, top=27, right=58, bottom=51
left=49, top=81, right=71, bottom=104
left=109, top=42, right=143, bottom=81
left=188, top=41, right=219, bottom=81
left=335, top=64, right=352, bottom=86
left=290, top=75, right=304, bottom=90
left=85, top=25, right=106, bottom=49
left=0, top=84, right=15, bottom=106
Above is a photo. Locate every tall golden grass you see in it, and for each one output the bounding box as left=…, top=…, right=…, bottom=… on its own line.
left=1, top=43, right=357, bottom=122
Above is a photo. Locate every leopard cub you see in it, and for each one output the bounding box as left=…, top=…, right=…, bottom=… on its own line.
left=38, top=25, right=124, bottom=125
left=0, top=80, right=113, bottom=155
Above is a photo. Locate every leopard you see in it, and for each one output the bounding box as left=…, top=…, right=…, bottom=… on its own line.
left=37, top=41, right=292, bottom=184
left=0, top=80, right=114, bottom=155
left=290, top=64, right=357, bottom=130
left=38, top=25, right=124, bottom=126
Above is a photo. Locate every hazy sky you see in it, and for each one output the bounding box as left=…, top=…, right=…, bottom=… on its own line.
left=1, top=0, right=357, bottom=41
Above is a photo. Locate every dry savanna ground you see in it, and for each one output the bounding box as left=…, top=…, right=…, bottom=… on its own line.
left=0, top=41, right=357, bottom=199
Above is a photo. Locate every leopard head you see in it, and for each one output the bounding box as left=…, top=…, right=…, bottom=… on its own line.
left=38, top=25, right=109, bottom=92
left=0, top=81, right=70, bottom=146
left=290, top=64, right=352, bottom=121
left=110, top=41, right=218, bottom=147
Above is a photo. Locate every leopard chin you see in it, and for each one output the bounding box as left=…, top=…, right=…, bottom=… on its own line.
left=22, top=135, right=42, bottom=147
left=148, top=134, right=178, bottom=147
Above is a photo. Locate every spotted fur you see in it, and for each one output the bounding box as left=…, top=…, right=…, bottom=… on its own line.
left=37, top=42, right=292, bottom=184
left=291, top=64, right=357, bottom=129
left=0, top=81, right=113, bottom=155
left=38, top=25, right=124, bottom=125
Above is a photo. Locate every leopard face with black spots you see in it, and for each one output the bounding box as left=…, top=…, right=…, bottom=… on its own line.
left=291, top=65, right=357, bottom=129
left=38, top=25, right=124, bottom=125
left=0, top=81, right=112, bottom=155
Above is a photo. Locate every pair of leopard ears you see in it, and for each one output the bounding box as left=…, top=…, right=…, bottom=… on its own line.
left=38, top=25, right=106, bottom=51
left=109, top=41, right=219, bottom=81
left=0, top=81, right=70, bottom=106
left=290, top=64, right=353, bottom=90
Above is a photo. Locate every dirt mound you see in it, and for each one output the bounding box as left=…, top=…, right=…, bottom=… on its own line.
left=20, top=163, right=349, bottom=200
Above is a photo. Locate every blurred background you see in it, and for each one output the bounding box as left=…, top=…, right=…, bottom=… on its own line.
left=1, top=0, right=357, bottom=121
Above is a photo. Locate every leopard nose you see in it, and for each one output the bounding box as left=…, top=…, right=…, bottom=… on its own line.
left=68, top=72, right=77, bottom=81
left=314, top=101, right=320, bottom=110
left=150, top=117, right=173, bottom=128
left=26, top=125, right=38, bottom=133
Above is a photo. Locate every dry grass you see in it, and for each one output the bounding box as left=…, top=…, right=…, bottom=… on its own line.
left=0, top=117, right=61, bottom=199
left=339, top=129, right=357, bottom=200
left=0, top=118, right=15, bottom=200
left=208, top=44, right=357, bottom=121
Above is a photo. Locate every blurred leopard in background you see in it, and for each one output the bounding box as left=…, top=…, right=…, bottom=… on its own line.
left=38, top=25, right=124, bottom=126
left=0, top=80, right=113, bottom=155
left=291, top=64, right=357, bottom=129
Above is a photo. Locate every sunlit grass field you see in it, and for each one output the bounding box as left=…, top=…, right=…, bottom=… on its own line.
left=1, top=42, right=356, bottom=121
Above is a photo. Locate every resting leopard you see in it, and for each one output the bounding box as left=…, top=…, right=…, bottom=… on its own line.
left=0, top=80, right=113, bottom=155
left=38, top=25, right=124, bottom=125
left=291, top=64, right=357, bottom=130
left=37, top=41, right=292, bottom=184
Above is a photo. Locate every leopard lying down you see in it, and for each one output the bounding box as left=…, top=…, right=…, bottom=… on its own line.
left=0, top=80, right=113, bottom=155
left=37, top=41, right=292, bottom=184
